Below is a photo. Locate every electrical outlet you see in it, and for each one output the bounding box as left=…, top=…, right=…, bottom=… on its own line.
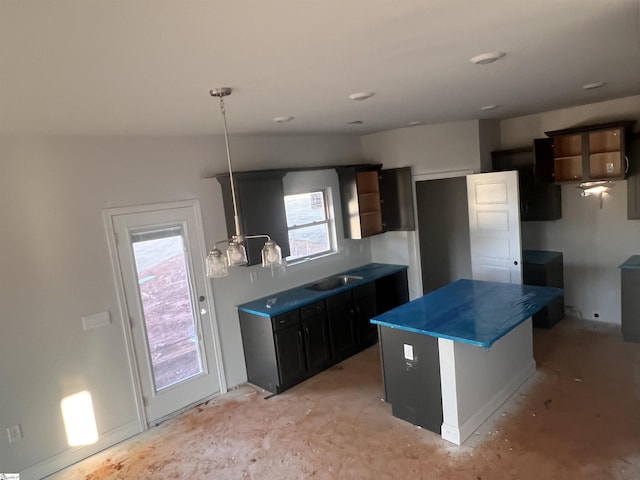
left=6, top=424, right=22, bottom=443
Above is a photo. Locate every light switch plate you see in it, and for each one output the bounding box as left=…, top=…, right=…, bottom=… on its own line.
left=403, top=343, right=414, bottom=361
left=82, top=311, right=111, bottom=331
left=7, top=424, right=22, bottom=443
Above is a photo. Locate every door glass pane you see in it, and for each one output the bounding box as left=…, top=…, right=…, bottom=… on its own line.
left=131, top=228, right=203, bottom=391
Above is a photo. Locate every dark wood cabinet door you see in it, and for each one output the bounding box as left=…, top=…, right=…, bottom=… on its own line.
left=375, top=270, right=409, bottom=314
left=533, top=138, right=554, bottom=183
left=302, top=315, right=331, bottom=372
left=627, top=134, right=640, bottom=220
left=354, top=295, right=378, bottom=348
left=274, top=324, right=306, bottom=387
left=380, top=167, right=415, bottom=231
left=327, top=303, right=357, bottom=362
left=217, top=171, right=290, bottom=266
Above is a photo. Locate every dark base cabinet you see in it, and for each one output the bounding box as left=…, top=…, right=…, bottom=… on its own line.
left=239, top=269, right=409, bottom=394
left=620, top=256, right=640, bottom=343
left=378, top=326, right=442, bottom=434
left=522, top=250, right=565, bottom=328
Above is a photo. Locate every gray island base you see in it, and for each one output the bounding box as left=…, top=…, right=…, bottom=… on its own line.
left=371, top=279, right=563, bottom=445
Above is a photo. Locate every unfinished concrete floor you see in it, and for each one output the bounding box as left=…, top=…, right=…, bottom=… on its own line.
left=51, top=317, right=640, bottom=480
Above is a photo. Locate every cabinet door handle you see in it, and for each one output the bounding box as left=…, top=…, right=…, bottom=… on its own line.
left=305, top=327, right=310, bottom=337
left=297, top=331, right=303, bottom=347
left=625, top=156, right=629, bottom=174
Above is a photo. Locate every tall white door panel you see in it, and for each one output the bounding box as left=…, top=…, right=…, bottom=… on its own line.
left=466, top=171, right=522, bottom=284
left=107, top=201, right=224, bottom=425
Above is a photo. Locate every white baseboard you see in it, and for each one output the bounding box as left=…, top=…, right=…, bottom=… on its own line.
left=21, top=420, right=142, bottom=480
left=441, top=360, right=536, bottom=445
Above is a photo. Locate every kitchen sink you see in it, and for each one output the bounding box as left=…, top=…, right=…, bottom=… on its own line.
left=305, top=275, right=363, bottom=292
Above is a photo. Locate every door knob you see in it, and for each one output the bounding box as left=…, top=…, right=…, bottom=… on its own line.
left=199, top=295, right=205, bottom=302
left=513, top=261, right=518, bottom=266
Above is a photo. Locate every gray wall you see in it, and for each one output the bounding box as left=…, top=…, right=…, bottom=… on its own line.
left=499, top=95, right=640, bottom=323
left=0, top=133, right=366, bottom=475
left=416, top=177, right=471, bottom=293
left=361, top=120, right=483, bottom=299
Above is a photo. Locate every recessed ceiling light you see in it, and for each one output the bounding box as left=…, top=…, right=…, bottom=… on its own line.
left=408, top=121, right=422, bottom=126
left=582, top=82, right=605, bottom=90
left=348, top=92, right=375, bottom=101
left=470, top=51, right=506, bottom=65
left=480, top=104, right=500, bottom=111
left=347, top=120, right=365, bottom=125
left=273, top=116, right=295, bottom=123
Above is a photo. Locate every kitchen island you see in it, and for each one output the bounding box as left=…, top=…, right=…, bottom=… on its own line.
left=371, top=279, right=563, bottom=445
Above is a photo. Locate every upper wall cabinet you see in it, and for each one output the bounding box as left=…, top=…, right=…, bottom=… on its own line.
left=217, top=171, right=291, bottom=266
left=337, top=165, right=415, bottom=239
left=626, top=133, right=640, bottom=220
left=491, top=147, right=562, bottom=221
left=543, top=121, right=636, bottom=183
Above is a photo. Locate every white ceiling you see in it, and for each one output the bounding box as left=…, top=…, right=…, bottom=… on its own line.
left=1, top=0, right=639, bottom=136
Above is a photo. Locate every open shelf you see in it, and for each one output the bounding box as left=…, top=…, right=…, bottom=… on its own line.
left=553, top=134, right=582, bottom=158
left=545, top=121, right=635, bottom=183
left=360, top=212, right=383, bottom=237
left=589, top=128, right=623, bottom=154
left=358, top=192, right=381, bottom=213
left=554, top=156, right=583, bottom=181
left=356, top=170, right=380, bottom=195
left=589, top=152, right=624, bottom=179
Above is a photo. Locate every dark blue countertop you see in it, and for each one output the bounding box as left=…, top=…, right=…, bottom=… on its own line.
left=238, top=263, right=408, bottom=317
left=370, top=279, right=563, bottom=349
left=523, top=250, right=563, bottom=264
left=619, top=255, right=640, bottom=269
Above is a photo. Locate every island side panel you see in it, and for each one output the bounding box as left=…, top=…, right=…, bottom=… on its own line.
left=379, top=326, right=442, bottom=433
left=439, top=318, right=535, bottom=445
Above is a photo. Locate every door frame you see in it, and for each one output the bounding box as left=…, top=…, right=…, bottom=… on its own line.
left=412, top=169, right=475, bottom=296
left=103, top=199, right=227, bottom=429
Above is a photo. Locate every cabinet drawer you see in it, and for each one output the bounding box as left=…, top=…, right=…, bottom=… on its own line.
left=301, top=300, right=326, bottom=319
left=353, top=282, right=375, bottom=300
left=271, top=310, right=300, bottom=331
left=326, top=291, right=352, bottom=310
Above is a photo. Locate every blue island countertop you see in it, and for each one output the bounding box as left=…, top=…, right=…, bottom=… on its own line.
left=371, top=279, right=563, bottom=349
left=237, top=263, right=408, bottom=317
left=619, top=255, right=640, bottom=269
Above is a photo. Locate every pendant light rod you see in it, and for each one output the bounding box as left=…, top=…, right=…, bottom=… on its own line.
left=205, top=87, right=284, bottom=278
left=210, top=87, right=242, bottom=239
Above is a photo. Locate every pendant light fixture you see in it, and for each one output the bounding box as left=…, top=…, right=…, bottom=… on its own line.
left=206, top=87, right=283, bottom=278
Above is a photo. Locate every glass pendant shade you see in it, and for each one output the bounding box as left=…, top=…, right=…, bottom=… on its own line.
left=226, top=240, right=248, bottom=266
left=206, top=88, right=285, bottom=278
left=206, top=248, right=229, bottom=278
left=261, top=240, right=283, bottom=267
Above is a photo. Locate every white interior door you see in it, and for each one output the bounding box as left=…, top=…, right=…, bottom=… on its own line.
left=108, top=201, right=224, bottom=425
left=466, top=171, right=522, bottom=284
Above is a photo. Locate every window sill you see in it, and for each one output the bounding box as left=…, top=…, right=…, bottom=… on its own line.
left=285, top=250, right=340, bottom=267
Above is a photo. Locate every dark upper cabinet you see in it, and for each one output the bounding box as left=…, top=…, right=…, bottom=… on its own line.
left=380, top=167, right=415, bottom=231
left=533, top=138, right=555, bottom=183
left=627, top=133, right=640, bottom=220
left=217, top=171, right=290, bottom=266
left=337, top=165, right=414, bottom=239
left=491, top=147, right=562, bottom=221
left=542, top=120, right=636, bottom=183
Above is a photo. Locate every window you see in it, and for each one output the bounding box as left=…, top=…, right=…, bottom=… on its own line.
left=284, top=190, right=333, bottom=261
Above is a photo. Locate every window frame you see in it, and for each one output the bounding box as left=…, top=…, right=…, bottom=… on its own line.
left=283, top=189, right=335, bottom=262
